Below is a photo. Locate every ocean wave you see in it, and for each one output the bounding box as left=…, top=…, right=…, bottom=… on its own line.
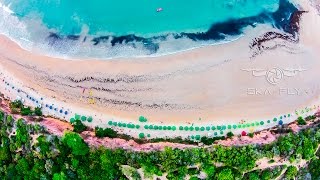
left=0, top=0, right=298, bottom=60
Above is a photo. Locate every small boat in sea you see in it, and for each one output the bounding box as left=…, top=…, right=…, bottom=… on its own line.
left=156, top=8, right=163, bottom=12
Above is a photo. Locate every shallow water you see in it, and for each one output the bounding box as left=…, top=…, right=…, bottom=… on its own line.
left=4, top=0, right=280, bottom=36
left=0, top=0, right=298, bottom=59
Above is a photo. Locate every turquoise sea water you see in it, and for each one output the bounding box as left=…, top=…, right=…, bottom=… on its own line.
left=3, top=0, right=280, bottom=36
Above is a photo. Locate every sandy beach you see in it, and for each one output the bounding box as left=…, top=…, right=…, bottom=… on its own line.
left=0, top=0, right=320, bottom=138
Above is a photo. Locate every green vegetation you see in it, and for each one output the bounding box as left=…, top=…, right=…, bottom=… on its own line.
left=297, top=116, right=307, bottom=125
left=9, top=100, right=43, bottom=116
left=285, top=166, right=298, bottom=179
left=0, top=98, right=319, bottom=179
left=95, top=127, right=118, bottom=138
left=72, top=120, right=87, bottom=133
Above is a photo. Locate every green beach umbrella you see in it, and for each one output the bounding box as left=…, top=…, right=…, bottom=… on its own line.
left=112, top=122, right=117, bottom=126
left=81, top=116, right=87, bottom=121
left=211, top=126, right=216, bottom=130
left=195, top=135, right=201, bottom=140
left=179, top=126, right=183, bottom=130
left=172, top=126, right=176, bottom=131
left=139, top=133, right=145, bottom=139
left=159, top=126, right=163, bottom=130
left=184, top=126, right=189, bottom=131
left=136, top=125, right=140, bottom=129
left=233, top=125, right=237, bottom=129
left=163, top=126, right=167, bottom=130
left=195, top=127, right=200, bottom=131
left=200, top=127, right=205, bottom=131
left=144, top=125, right=149, bottom=129
left=75, top=114, right=81, bottom=121
left=189, top=127, right=194, bottom=131
left=108, top=121, right=113, bottom=125
left=70, top=118, right=75, bottom=123
left=168, top=126, right=172, bottom=130
left=206, top=126, right=210, bottom=131
left=87, top=116, right=93, bottom=122
left=149, top=125, right=153, bottom=129
left=228, top=125, right=231, bottom=129
left=260, top=121, right=264, bottom=125
left=217, top=126, right=221, bottom=130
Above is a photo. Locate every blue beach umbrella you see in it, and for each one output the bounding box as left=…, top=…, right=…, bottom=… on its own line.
left=278, top=120, right=283, bottom=125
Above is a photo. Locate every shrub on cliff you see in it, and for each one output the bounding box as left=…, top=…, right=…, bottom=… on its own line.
left=297, top=117, right=306, bottom=125
left=95, top=127, right=117, bottom=138
left=72, top=120, right=87, bottom=133
left=62, top=131, right=89, bottom=156
left=34, top=107, right=42, bottom=116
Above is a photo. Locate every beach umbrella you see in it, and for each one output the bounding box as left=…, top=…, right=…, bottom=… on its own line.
left=108, top=121, right=113, bottom=125
left=278, top=120, right=283, bottom=125
left=241, top=131, right=247, bottom=136
left=214, top=132, right=218, bottom=136
left=163, top=126, right=167, bottom=130
left=195, top=135, right=201, bottom=140
left=136, top=125, right=140, bottom=129
left=139, top=133, right=145, bottom=139
left=179, top=126, right=183, bottom=130
left=87, top=116, right=93, bottom=122
left=212, top=126, right=216, bottom=130
left=144, top=125, right=149, bottom=129
left=112, top=122, right=117, bottom=126
left=158, top=126, right=163, bottom=130
left=206, top=126, right=210, bottom=131
left=189, top=127, right=194, bottom=131
left=267, top=120, right=271, bottom=123
left=228, top=125, right=232, bottom=129
left=195, top=127, right=200, bottom=131
left=260, top=121, right=264, bottom=125
left=70, top=118, right=75, bottom=123
left=81, top=116, right=87, bottom=121
left=217, top=126, right=221, bottom=130
left=172, top=126, right=176, bottom=131
left=200, top=127, right=205, bottom=131
left=233, top=125, right=237, bottom=129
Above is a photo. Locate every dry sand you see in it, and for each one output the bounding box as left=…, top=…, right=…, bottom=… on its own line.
left=0, top=0, right=320, bottom=138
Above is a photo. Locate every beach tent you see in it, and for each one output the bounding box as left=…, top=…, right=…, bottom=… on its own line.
left=241, top=131, right=247, bottom=136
